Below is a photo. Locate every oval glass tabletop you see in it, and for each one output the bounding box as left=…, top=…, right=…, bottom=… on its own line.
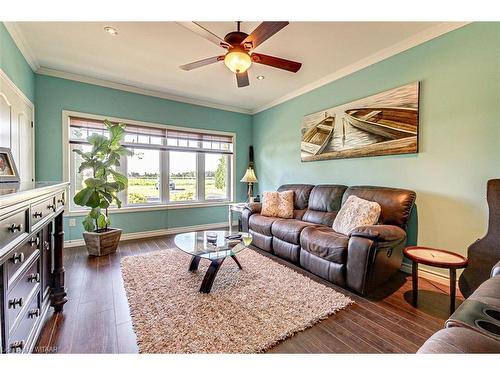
left=174, top=230, right=251, bottom=260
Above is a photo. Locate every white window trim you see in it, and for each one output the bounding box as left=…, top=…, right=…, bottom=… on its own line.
left=62, top=110, right=237, bottom=214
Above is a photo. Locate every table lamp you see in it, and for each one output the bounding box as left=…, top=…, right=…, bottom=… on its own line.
left=240, top=167, right=258, bottom=202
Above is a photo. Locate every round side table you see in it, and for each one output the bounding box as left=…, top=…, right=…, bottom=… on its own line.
left=403, top=246, right=468, bottom=315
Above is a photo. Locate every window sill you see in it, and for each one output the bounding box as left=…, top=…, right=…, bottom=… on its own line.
left=66, top=200, right=234, bottom=217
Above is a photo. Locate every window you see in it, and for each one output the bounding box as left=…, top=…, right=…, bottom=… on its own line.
left=169, top=151, right=197, bottom=201
left=127, top=149, right=161, bottom=204
left=205, top=153, right=229, bottom=200
left=67, top=115, right=234, bottom=211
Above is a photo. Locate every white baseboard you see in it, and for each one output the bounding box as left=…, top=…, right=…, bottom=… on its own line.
left=401, top=262, right=456, bottom=287
left=64, top=221, right=234, bottom=248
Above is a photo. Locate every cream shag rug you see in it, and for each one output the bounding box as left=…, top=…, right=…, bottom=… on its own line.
left=120, top=248, right=353, bottom=353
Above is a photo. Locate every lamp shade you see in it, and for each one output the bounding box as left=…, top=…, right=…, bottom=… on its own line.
left=224, top=49, right=252, bottom=74
left=240, top=167, right=258, bottom=183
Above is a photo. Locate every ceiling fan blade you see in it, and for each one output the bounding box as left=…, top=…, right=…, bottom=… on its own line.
left=180, top=56, right=224, bottom=71
left=242, top=22, right=289, bottom=49
left=251, top=53, right=302, bottom=73
left=177, top=22, right=231, bottom=49
left=236, top=71, right=250, bottom=88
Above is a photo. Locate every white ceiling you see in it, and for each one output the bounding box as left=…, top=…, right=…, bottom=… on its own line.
left=9, top=22, right=465, bottom=113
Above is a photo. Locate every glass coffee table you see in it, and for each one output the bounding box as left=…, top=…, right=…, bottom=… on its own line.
left=174, top=230, right=252, bottom=293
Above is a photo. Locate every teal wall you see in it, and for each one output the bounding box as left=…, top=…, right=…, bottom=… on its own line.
left=0, top=23, right=35, bottom=102
left=34, top=74, right=252, bottom=240
left=252, top=22, right=500, bottom=275
left=4, top=21, right=500, bottom=261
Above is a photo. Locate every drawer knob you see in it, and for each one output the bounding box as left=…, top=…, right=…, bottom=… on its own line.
left=57, top=198, right=66, bottom=205
left=43, top=241, right=50, bottom=251
left=28, top=308, right=40, bottom=319
left=29, top=237, right=40, bottom=247
left=10, top=340, right=25, bottom=353
left=11, top=252, right=25, bottom=264
left=8, top=297, right=23, bottom=309
left=28, top=273, right=40, bottom=283
left=8, top=223, right=23, bottom=233
left=33, top=211, right=43, bottom=218
left=47, top=203, right=56, bottom=211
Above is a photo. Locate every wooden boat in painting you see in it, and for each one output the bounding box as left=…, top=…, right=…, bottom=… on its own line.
left=344, top=108, right=418, bottom=140
left=301, top=116, right=335, bottom=155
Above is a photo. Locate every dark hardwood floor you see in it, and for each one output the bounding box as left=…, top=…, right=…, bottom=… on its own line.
left=36, top=232, right=462, bottom=354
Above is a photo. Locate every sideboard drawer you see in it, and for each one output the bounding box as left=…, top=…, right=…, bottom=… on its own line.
left=7, top=236, right=40, bottom=287
left=31, top=196, right=56, bottom=228
left=0, top=208, right=28, bottom=250
left=7, top=259, right=41, bottom=333
left=55, top=191, right=66, bottom=210
left=7, top=291, right=41, bottom=353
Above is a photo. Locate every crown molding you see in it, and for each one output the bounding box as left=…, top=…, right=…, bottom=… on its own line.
left=250, top=22, right=470, bottom=114
left=36, top=67, right=252, bottom=114
left=5, top=21, right=470, bottom=115
left=3, top=22, right=251, bottom=114
left=0, top=68, right=35, bottom=109
left=3, top=22, right=40, bottom=71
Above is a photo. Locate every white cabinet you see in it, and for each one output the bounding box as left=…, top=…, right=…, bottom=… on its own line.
left=0, top=69, right=35, bottom=182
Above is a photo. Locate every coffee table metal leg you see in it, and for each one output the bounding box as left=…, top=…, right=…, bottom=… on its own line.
left=449, top=268, right=457, bottom=315
left=200, top=258, right=225, bottom=293
left=231, top=255, right=243, bottom=270
left=189, top=255, right=201, bottom=271
left=412, top=261, right=419, bottom=307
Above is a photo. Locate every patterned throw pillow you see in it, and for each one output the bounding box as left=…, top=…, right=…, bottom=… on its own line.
left=332, top=195, right=381, bottom=235
left=261, top=191, right=294, bottom=218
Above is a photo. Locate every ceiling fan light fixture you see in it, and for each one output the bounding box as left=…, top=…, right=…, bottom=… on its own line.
left=224, top=49, right=252, bottom=74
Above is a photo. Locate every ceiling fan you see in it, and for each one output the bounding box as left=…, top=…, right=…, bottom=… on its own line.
left=178, top=21, right=302, bottom=88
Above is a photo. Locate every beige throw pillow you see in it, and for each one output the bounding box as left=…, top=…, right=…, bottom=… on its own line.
left=261, top=191, right=294, bottom=218
left=332, top=195, right=381, bottom=235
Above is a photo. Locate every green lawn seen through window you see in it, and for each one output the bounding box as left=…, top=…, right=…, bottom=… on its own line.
left=126, top=177, right=226, bottom=204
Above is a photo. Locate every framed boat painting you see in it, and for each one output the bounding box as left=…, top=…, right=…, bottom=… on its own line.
left=300, top=82, right=419, bottom=162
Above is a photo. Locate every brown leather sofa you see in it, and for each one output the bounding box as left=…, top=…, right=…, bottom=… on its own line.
left=241, top=184, right=416, bottom=295
left=418, top=262, right=500, bottom=353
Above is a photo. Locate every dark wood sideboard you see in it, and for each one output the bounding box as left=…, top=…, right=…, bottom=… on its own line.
left=0, top=182, right=69, bottom=353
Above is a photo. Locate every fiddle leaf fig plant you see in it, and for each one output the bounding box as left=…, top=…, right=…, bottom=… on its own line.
left=73, top=120, right=132, bottom=232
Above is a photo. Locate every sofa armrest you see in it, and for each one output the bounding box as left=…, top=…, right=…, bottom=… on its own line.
left=346, top=225, right=407, bottom=295
left=241, top=203, right=261, bottom=232
left=491, top=261, right=500, bottom=278
left=350, top=224, right=406, bottom=242
left=244, top=202, right=262, bottom=214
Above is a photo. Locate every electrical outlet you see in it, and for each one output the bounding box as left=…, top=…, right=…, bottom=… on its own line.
left=69, top=218, right=76, bottom=227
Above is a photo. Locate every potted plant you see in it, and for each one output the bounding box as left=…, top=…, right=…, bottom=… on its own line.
left=72, top=119, right=132, bottom=256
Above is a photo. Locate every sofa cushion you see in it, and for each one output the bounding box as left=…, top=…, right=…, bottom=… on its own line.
left=469, top=276, right=500, bottom=309
left=248, top=214, right=279, bottom=236
left=300, top=226, right=348, bottom=264
left=333, top=195, right=381, bottom=235
left=261, top=191, right=294, bottom=218
left=273, top=237, right=301, bottom=264
left=278, top=184, right=314, bottom=209
left=300, top=249, right=346, bottom=286
left=342, top=186, right=416, bottom=229
left=249, top=230, right=273, bottom=252
left=417, top=327, right=500, bottom=353
left=271, top=219, right=315, bottom=245
left=302, top=184, right=347, bottom=226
